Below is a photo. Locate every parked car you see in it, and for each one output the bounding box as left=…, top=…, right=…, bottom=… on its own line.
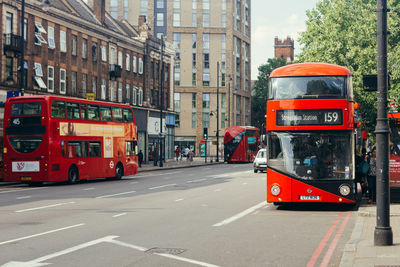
left=253, top=148, right=267, bottom=173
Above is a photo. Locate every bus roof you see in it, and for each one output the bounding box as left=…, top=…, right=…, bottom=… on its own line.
left=6, top=95, right=133, bottom=108
left=270, top=63, right=351, bottom=78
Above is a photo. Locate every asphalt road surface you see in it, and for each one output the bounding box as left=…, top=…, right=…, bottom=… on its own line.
left=0, top=164, right=356, bottom=266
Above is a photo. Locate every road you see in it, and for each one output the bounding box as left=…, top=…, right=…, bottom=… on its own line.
left=0, top=164, right=356, bottom=266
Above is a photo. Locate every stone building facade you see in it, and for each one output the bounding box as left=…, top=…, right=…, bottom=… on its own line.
left=105, top=0, right=252, bottom=158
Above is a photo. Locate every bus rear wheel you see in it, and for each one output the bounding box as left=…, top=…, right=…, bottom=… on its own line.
left=68, top=166, right=79, bottom=184
left=115, top=163, right=124, bottom=180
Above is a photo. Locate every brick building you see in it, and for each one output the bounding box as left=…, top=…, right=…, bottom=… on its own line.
left=104, top=0, right=252, bottom=158
left=274, top=36, right=294, bottom=63
left=0, top=0, right=175, bottom=162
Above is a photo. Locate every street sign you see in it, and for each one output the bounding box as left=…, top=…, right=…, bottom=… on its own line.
left=7, top=91, right=19, bottom=99
left=86, top=93, right=95, bottom=100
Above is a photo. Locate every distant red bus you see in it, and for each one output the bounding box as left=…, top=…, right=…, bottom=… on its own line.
left=3, top=96, right=138, bottom=184
left=224, top=126, right=259, bottom=163
left=266, top=63, right=360, bottom=204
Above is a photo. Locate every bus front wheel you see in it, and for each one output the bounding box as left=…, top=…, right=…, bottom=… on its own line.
left=68, top=166, right=79, bottom=184
left=115, top=163, right=124, bottom=180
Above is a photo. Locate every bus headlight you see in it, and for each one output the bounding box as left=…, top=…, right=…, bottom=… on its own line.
left=339, top=184, right=351, bottom=196
left=271, top=184, right=281, bottom=196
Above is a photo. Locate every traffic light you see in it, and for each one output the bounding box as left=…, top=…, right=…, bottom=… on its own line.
left=203, top=127, right=208, bottom=139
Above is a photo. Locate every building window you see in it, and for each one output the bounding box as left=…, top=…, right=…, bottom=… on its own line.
left=101, top=78, right=107, bottom=100
left=236, top=95, right=241, bottom=125
left=118, top=51, right=123, bottom=67
left=34, top=21, right=47, bottom=46
left=203, top=11, right=210, bottom=27
left=124, top=0, right=129, bottom=19
left=174, top=93, right=180, bottom=128
left=133, top=56, right=137, bottom=73
left=82, top=73, right=87, bottom=97
left=173, top=13, right=180, bottom=27
left=157, top=0, right=164, bottom=8
left=71, top=71, right=77, bottom=96
left=133, top=86, right=137, bottom=105
left=92, top=76, right=97, bottom=98
left=118, top=82, right=123, bottom=102
left=60, top=69, right=66, bottom=94
left=139, top=58, right=143, bottom=74
left=140, top=0, right=148, bottom=16
left=71, top=35, right=77, bottom=56
left=92, top=43, right=98, bottom=62
left=126, top=54, right=130, bottom=71
left=23, top=19, right=28, bottom=41
left=5, top=57, right=13, bottom=81
left=60, top=30, right=66, bottom=52
left=47, top=66, right=54, bottom=92
left=82, top=39, right=88, bottom=59
left=6, top=12, right=13, bottom=34
left=126, top=84, right=130, bottom=103
left=101, top=45, right=107, bottom=62
left=109, top=81, right=114, bottom=101
left=138, top=87, right=143, bottom=106
left=34, top=63, right=43, bottom=77
left=48, top=26, right=55, bottom=49
left=157, top=13, right=164, bottom=26
left=110, top=0, right=118, bottom=19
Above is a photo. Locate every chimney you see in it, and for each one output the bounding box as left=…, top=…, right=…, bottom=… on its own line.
left=93, top=0, right=106, bottom=25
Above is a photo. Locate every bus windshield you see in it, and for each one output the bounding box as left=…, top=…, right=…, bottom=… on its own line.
left=268, top=132, right=352, bottom=180
left=270, top=76, right=346, bottom=100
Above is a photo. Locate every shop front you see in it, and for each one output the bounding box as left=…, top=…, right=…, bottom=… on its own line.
left=148, top=112, right=166, bottom=162
left=133, top=109, right=148, bottom=162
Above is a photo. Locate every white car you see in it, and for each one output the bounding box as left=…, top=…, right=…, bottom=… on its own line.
left=253, top=148, right=267, bottom=173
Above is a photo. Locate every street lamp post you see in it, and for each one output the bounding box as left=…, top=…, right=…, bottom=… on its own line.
left=159, top=36, right=165, bottom=167
left=374, top=0, right=393, bottom=246
left=216, top=62, right=220, bottom=162
left=19, top=0, right=25, bottom=96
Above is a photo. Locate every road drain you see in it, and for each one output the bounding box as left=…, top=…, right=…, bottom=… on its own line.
left=145, top=247, right=186, bottom=255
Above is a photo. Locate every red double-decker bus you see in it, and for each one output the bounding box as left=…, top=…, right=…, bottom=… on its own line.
left=224, top=126, right=259, bottom=163
left=266, top=63, right=360, bottom=204
left=3, top=96, right=138, bottom=184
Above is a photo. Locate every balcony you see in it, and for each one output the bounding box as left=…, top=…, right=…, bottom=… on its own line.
left=109, top=64, right=122, bottom=79
left=3, top=34, right=22, bottom=53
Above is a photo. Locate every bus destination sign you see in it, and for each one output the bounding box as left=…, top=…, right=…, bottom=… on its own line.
left=276, top=109, right=343, bottom=126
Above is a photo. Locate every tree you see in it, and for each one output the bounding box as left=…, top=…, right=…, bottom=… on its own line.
left=251, top=57, right=287, bottom=130
left=297, top=0, right=400, bottom=135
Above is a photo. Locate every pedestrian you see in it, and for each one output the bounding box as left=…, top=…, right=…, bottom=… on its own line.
left=175, top=147, right=181, bottom=161
left=138, top=150, right=143, bottom=168
left=188, top=149, right=194, bottom=162
left=367, top=147, right=376, bottom=203
left=184, top=147, right=190, bottom=161
left=153, top=148, right=158, bottom=166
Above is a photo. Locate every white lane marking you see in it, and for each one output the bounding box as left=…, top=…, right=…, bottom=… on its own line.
left=0, top=224, right=85, bottom=246
left=175, top=198, right=184, bottom=202
left=155, top=252, right=220, bottom=267
left=16, top=196, right=31, bottom=200
left=147, top=171, right=183, bottom=177
left=148, top=184, right=176, bottom=190
left=112, top=213, right=127, bottom=218
left=0, top=187, right=48, bottom=194
left=242, top=183, right=248, bottom=185
left=187, top=178, right=206, bottom=183
left=96, top=190, right=136, bottom=199
left=83, top=188, right=95, bottom=191
left=3, top=236, right=119, bottom=266
left=108, top=239, right=220, bottom=267
left=213, top=201, right=267, bottom=227
left=130, top=181, right=139, bottom=184
left=214, top=189, right=221, bottom=192
left=15, top=202, right=75, bottom=213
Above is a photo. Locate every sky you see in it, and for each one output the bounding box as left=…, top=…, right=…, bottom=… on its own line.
left=251, top=0, right=320, bottom=80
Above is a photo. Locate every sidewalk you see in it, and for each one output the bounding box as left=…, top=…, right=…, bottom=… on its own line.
left=340, top=203, right=400, bottom=267
left=138, top=156, right=222, bottom=172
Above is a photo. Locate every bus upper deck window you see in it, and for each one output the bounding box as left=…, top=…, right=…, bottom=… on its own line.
left=124, top=108, right=133, bottom=122
left=51, top=101, right=66, bottom=118
left=112, top=107, right=123, bottom=122
left=12, top=102, right=42, bottom=115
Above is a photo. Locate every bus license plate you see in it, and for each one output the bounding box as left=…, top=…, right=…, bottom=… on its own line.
left=300, top=195, right=320, bottom=200
left=20, top=176, right=32, bottom=181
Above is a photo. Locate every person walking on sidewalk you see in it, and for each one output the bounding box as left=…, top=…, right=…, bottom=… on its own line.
left=367, top=147, right=377, bottom=203
left=138, top=150, right=143, bottom=168
left=175, top=147, right=181, bottom=161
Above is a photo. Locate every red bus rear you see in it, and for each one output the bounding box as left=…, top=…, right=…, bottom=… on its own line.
left=266, top=63, right=360, bottom=204
left=224, top=126, right=259, bottom=163
left=3, top=96, right=138, bottom=184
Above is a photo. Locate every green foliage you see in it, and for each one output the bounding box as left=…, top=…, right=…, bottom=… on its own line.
left=251, top=58, right=287, bottom=129
left=297, top=0, right=400, bottom=135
